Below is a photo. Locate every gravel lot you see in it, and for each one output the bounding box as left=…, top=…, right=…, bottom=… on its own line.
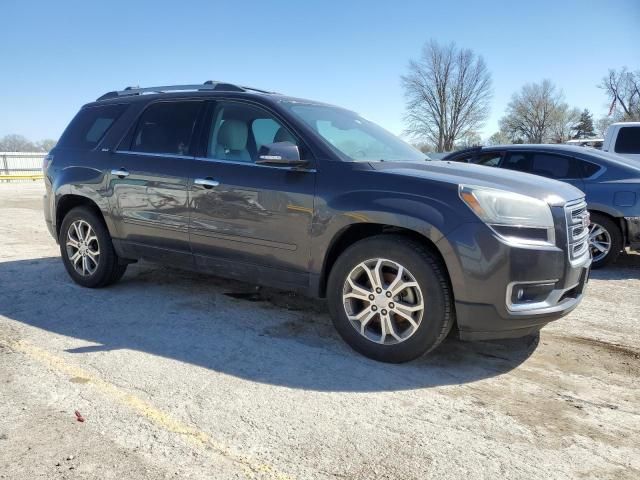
left=1, top=182, right=639, bottom=479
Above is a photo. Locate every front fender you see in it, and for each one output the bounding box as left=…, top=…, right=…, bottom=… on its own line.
left=310, top=187, right=472, bottom=275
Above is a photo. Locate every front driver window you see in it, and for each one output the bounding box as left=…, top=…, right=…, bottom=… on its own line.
left=474, top=153, right=502, bottom=167
left=206, top=103, right=298, bottom=163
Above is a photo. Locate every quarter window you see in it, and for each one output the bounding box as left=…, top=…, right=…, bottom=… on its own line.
left=58, top=104, right=127, bottom=150
left=130, top=102, right=201, bottom=155
left=578, top=160, right=600, bottom=178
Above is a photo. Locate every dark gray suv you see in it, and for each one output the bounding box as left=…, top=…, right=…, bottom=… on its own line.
left=444, top=145, right=640, bottom=268
left=43, top=82, right=591, bottom=363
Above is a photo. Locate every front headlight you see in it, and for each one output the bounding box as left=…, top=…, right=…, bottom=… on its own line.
left=459, top=185, right=555, bottom=245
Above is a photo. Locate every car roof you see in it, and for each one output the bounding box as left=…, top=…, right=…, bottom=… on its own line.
left=445, top=144, right=640, bottom=173
left=85, top=82, right=341, bottom=111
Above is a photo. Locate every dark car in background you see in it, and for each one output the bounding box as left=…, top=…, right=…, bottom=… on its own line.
left=44, top=82, right=591, bottom=362
left=444, top=145, right=640, bottom=267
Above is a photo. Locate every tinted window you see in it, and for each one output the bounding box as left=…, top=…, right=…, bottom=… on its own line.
left=579, top=160, right=601, bottom=178
left=452, top=154, right=474, bottom=163
left=503, top=152, right=582, bottom=179
left=474, top=152, right=502, bottom=167
left=206, top=102, right=298, bottom=163
left=502, top=153, right=531, bottom=172
left=58, top=104, right=127, bottom=150
left=130, top=102, right=201, bottom=155
left=614, top=126, right=640, bottom=154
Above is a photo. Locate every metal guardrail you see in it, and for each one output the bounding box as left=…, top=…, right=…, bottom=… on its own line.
left=0, top=152, right=46, bottom=182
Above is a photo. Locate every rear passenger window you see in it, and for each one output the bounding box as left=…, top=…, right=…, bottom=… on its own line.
left=615, top=127, right=640, bottom=154
left=58, top=104, right=127, bottom=150
left=130, top=102, right=201, bottom=155
left=503, top=152, right=582, bottom=179
left=530, top=153, right=574, bottom=179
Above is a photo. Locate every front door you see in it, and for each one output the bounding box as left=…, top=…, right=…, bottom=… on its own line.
left=109, top=100, right=203, bottom=263
left=188, top=100, right=315, bottom=288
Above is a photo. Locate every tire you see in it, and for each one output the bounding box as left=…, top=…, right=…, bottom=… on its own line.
left=327, top=235, right=454, bottom=363
left=59, top=206, right=127, bottom=288
left=589, top=213, right=622, bottom=269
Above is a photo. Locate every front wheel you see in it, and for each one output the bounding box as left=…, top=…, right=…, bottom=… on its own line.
left=59, top=207, right=127, bottom=288
left=327, top=235, right=454, bottom=363
left=589, top=213, right=622, bottom=268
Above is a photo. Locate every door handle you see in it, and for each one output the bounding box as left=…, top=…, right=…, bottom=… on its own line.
left=111, top=168, right=129, bottom=178
left=194, top=178, right=220, bottom=189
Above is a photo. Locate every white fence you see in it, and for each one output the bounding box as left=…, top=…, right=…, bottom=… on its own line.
left=0, top=152, right=46, bottom=182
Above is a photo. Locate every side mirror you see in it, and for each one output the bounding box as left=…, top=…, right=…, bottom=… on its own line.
left=256, top=142, right=308, bottom=167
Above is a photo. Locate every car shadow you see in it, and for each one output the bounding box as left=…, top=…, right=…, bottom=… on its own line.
left=0, top=256, right=542, bottom=392
left=591, top=252, right=640, bottom=281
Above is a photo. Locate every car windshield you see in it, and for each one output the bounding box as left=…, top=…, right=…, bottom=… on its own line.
left=282, top=102, right=428, bottom=162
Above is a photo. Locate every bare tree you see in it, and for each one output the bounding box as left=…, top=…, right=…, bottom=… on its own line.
left=595, top=116, right=615, bottom=137
left=0, top=135, right=57, bottom=152
left=499, top=80, right=571, bottom=143
left=402, top=40, right=492, bottom=152
left=35, top=139, right=57, bottom=152
left=549, top=105, right=581, bottom=143
left=487, top=130, right=512, bottom=146
left=0, top=134, right=36, bottom=152
left=600, top=67, right=640, bottom=120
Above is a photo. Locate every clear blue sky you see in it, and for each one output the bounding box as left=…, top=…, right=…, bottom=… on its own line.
left=1, top=0, right=638, bottom=142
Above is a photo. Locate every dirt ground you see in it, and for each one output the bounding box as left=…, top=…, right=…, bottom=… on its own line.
left=0, top=182, right=638, bottom=479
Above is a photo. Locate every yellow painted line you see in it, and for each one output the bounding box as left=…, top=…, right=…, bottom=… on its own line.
left=7, top=339, right=293, bottom=480
left=0, top=174, right=43, bottom=180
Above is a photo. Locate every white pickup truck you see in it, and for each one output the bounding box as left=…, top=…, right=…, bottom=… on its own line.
left=602, top=122, right=640, bottom=161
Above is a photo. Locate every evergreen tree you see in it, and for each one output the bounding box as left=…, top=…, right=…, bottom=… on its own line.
left=572, top=109, right=595, bottom=139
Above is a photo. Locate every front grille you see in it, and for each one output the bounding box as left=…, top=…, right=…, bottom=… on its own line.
left=565, top=199, right=590, bottom=263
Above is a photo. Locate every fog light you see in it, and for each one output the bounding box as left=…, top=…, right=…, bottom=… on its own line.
left=510, top=282, right=556, bottom=305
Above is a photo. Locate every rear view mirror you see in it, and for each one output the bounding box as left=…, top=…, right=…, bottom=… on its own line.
left=256, top=142, right=308, bottom=167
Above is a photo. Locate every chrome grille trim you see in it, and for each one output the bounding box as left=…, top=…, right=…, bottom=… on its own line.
left=565, top=199, right=590, bottom=264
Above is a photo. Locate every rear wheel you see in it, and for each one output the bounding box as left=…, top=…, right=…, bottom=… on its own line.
left=589, top=213, right=622, bottom=268
left=327, top=235, right=454, bottom=363
left=59, top=207, right=127, bottom=288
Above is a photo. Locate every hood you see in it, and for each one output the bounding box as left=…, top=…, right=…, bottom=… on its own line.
left=368, top=160, right=584, bottom=207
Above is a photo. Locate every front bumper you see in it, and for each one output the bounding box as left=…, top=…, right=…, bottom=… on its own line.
left=455, top=263, right=589, bottom=340
left=625, top=216, right=640, bottom=251
left=437, top=220, right=591, bottom=341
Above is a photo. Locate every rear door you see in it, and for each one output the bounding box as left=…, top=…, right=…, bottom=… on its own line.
left=188, top=99, right=315, bottom=287
left=109, top=100, right=204, bottom=263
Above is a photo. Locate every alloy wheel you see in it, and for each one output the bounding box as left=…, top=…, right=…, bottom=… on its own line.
left=66, top=220, right=100, bottom=276
left=342, top=258, right=424, bottom=345
left=589, top=222, right=612, bottom=263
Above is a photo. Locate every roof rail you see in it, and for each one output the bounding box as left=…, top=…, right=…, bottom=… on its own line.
left=96, top=80, right=272, bottom=101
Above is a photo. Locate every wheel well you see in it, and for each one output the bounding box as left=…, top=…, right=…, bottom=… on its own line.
left=55, top=195, right=106, bottom=239
left=589, top=209, right=626, bottom=242
left=319, top=223, right=451, bottom=298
